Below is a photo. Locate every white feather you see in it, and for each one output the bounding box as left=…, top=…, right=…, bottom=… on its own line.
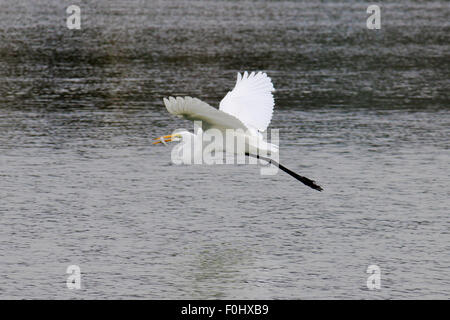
left=163, top=96, right=247, bottom=131
left=219, top=71, right=275, bottom=132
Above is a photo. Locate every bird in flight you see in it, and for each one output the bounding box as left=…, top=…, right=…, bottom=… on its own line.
left=153, top=71, right=323, bottom=191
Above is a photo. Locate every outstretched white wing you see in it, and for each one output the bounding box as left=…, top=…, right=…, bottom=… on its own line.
left=219, top=71, right=275, bottom=132
left=163, top=96, right=247, bottom=131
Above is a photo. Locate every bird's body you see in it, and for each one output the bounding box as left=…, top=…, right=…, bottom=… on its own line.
left=154, top=71, right=323, bottom=191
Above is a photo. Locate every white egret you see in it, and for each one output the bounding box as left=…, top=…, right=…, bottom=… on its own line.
left=153, top=71, right=323, bottom=191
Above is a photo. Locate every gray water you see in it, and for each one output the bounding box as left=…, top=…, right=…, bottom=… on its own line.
left=0, top=0, right=449, bottom=299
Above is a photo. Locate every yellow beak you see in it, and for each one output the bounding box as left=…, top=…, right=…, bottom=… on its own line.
left=152, top=134, right=179, bottom=145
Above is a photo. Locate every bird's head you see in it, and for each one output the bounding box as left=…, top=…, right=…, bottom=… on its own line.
left=152, top=130, right=192, bottom=145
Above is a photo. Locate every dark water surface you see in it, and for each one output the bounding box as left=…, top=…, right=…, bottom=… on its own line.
left=0, top=0, right=449, bottom=299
